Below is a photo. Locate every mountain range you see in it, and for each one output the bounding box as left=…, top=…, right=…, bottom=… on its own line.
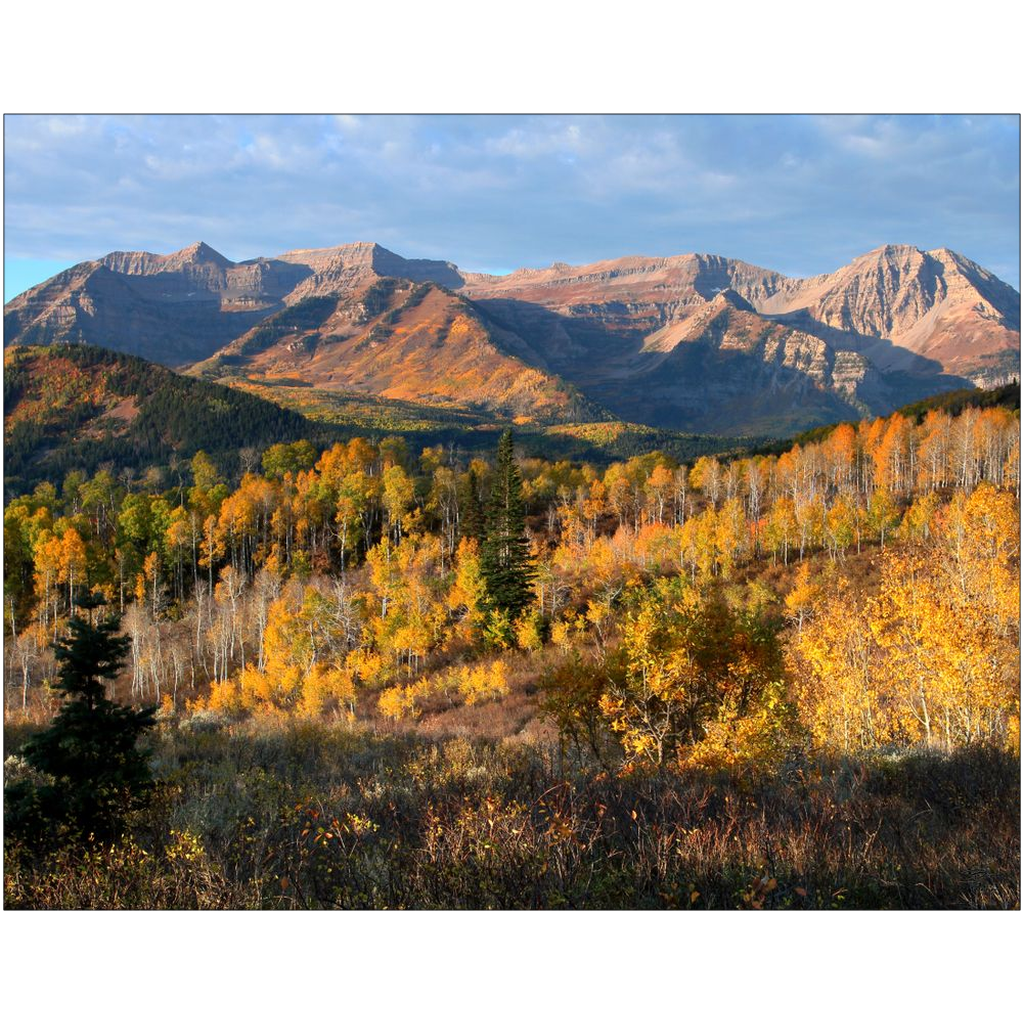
left=5, top=239, right=1019, bottom=436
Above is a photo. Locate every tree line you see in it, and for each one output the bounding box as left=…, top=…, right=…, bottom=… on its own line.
left=4, top=401, right=1019, bottom=768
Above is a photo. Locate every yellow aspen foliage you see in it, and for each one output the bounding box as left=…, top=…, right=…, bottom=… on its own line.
left=825, top=421, right=857, bottom=488
left=59, top=527, right=88, bottom=593
left=589, top=535, right=627, bottom=589
left=899, top=491, right=942, bottom=544
left=378, top=683, right=415, bottom=720
left=715, top=497, right=746, bottom=579
left=686, top=673, right=789, bottom=770
left=206, top=676, right=245, bottom=715
left=1004, top=434, right=1020, bottom=495
left=795, top=497, right=826, bottom=555
left=367, top=534, right=445, bottom=671
left=142, top=550, right=160, bottom=609
left=961, top=482, right=1019, bottom=565
left=931, top=485, right=1019, bottom=643
left=869, top=555, right=967, bottom=747
left=378, top=658, right=510, bottom=720
left=689, top=456, right=722, bottom=507
left=346, top=646, right=385, bottom=687
left=199, top=513, right=223, bottom=576
left=133, top=572, right=147, bottom=606
left=224, top=585, right=356, bottom=713
left=645, top=464, right=675, bottom=524
left=378, top=678, right=432, bottom=720
left=632, top=523, right=678, bottom=572
left=874, top=413, right=912, bottom=493
left=788, top=579, right=884, bottom=751
left=582, top=479, right=607, bottom=533
left=765, top=496, right=798, bottom=565
left=551, top=613, right=587, bottom=651
left=448, top=537, right=488, bottom=641
left=936, top=489, right=968, bottom=558
left=791, top=511, right=1019, bottom=752
left=514, top=610, right=545, bottom=651
left=824, top=496, right=856, bottom=559
left=871, top=539, right=1018, bottom=749
left=583, top=599, right=613, bottom=647
left=916, top=410, right=953, bottom=490
left=679, top=509, right=718, bottom=581
left=382, top=464, right=415, bottom=542
left=165, top=506, right=191, bottom=556
left=866, top=488, right=900, bottom=548
left=784, top=562, right=820, bottom=630
left=299, top=664, right=356, bottom=717
left=239, top=663, right=303, bottom=709
left=455, top=661, right=509, bottom=705
left=7, top=401, right=1017, bottom=757
left=597, top=581, right=788, bottom=768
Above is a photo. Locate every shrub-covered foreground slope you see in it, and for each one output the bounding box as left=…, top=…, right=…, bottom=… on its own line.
left=4, top=721, right=1017, bottom=910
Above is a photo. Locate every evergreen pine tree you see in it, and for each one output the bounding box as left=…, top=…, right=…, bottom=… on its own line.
left=459, top=467, right=486, bottom=544
left=6, top=593, right=157, bottom=844
left=480, top=430, right=536, bottom=619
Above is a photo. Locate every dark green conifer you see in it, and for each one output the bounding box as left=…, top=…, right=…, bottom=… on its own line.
left=459, top=467, right=486, bottom=544
left=480, top=430, right=536, bottom=618
left=6, top=593, right=156, bottom=844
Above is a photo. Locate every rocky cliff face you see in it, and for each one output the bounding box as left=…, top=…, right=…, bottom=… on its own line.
left=275, top=242, right=465, bottom=301
left=570, top=290, right=891, bottom=434
left=3, top=242, right=297, bottom=364
left=460, top=244, right=1019, bottom=387
left=5, top=240, right=1018, bottom=435
left=756, top=245, right=1020, bottom=385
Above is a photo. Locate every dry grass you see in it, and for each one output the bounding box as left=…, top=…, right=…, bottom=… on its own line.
left=5, top=718, right=1018, bottom=910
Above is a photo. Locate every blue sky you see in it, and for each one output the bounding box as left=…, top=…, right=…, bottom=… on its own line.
left=4, top=113, right=1020, bottom=302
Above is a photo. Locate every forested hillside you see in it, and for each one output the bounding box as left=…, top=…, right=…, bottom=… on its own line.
left=3, top=345, right=325, bottom=496
left=4, top=391, right=1019, bottom=908
left=3, top=343, right=753, bottom=497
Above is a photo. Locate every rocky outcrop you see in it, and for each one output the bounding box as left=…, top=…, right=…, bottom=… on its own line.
left=276, top=242, right=464, bottom=301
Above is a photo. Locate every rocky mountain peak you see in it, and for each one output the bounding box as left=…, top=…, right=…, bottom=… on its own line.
left=5, top=240, right=1018, bottom=413
left=170, top=241, right=233, bottom=267
left=96, top=241, right=234, bottom=276
left=707, top=288, right=756, bottom=313
left=865, top=242, right=921, bottom=258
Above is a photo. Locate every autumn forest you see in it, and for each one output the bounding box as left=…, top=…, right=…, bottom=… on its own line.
left=4, top=391, right=1020, bottom=908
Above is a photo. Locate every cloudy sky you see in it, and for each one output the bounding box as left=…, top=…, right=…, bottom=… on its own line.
left=4, top=113, right=1020, bottom=301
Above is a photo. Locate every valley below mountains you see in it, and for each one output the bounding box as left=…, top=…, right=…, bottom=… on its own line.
left=5, top=239, right=1020, bottom=436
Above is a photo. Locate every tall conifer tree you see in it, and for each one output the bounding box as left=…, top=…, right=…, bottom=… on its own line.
left=459, top=467, right=486, bottom=544
left=480, top=430, right=535, bottom=618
